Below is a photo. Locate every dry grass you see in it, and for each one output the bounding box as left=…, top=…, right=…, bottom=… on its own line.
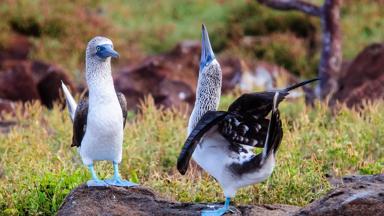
left=0, top=96, right=383, bottom=215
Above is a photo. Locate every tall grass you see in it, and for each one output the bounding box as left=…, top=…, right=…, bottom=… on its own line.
left=0, top=96, right=383, bottom=215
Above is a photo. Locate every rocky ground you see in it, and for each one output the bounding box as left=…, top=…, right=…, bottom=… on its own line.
left=58, top=174, right=384, bottom=216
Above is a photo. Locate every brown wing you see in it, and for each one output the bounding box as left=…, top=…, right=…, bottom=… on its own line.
left=116, top=92, right=128, bottom=128
left=72, top=97, right=88, bottom=147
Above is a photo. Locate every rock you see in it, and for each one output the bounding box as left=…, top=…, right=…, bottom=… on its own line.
left=58, top=184, right=299, bottom=216
left=0, top=33, right=32, bottom=61
left=332, top=43, right=384, bottom=107
left=0, top=59, right=74, bottom=109
left=0, top=61, right=39, bottom=102
left=114, top=41, right=199, bottom=110
left=294, top=174, right=384, bottom=216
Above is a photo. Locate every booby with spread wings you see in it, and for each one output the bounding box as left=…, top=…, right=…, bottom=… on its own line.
left=62, top=36, right=136, bottom=187
left=177, top=24, right=318, bottom=216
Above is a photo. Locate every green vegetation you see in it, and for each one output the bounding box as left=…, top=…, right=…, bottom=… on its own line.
left=1, top=1, right=384, bottom=78
left=0, top=98, right=383, bottom=215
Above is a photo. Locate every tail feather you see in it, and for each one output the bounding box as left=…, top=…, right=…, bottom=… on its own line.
left=61, top=81, right=77, bottom=122
left=262, top=92, right=283, bottom=162
left=283, top=78, right=319, bottom=92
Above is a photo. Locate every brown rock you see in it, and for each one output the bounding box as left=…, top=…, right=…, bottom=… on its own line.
left=58, top=184, right=299, bottom=216
left=0, top=33, right=32, bottom=61
left=332, top=43, right=384, bottom=107
left=294, top=174, right=384, bottom=216
left=114, top=42, right=197, bottom=110
left=0, top=59, right=74, bottom=108
left=0, top=61, right=39, bottom=102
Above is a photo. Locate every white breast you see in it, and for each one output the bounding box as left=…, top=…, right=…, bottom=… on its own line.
left=192, top=127, right=275, bottom=198
left=79, top=95, right=124, bottom=165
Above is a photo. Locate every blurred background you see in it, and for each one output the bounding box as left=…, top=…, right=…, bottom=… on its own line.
left=0, top=0, right=383, bottom=113
left=1, top=1, right=384, bottom=215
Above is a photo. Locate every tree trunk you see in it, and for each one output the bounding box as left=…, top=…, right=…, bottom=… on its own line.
left=256, top=0, right=342, bottom=100
left=318, top=0, right=342, bottom=99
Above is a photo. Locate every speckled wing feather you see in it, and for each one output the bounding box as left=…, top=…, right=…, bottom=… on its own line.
left=218, top=113, right=270, bottom=148
left=72, top=97, right=88, bottom=147
left=221, top=78, right=318, bottom=148
left=116, top=92, right=128, bottom=128
left=177, top=111, right=227, bottom=175
left=229, top=101, right=283, bottom=175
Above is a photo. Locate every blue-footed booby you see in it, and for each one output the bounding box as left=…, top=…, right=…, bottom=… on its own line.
left=61, top=36, right=137, bottom=187
left=178, top=24, right=319, bottom=216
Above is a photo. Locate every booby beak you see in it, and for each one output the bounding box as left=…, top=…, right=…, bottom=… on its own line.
left=200, top=24, right=215, bottom=70
left=96, top=44, right=119, bottom=59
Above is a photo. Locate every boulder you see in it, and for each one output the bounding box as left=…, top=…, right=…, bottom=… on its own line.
left=0, top=33, right=32, bottom=61
left=0, top=59, right=74, bottom=109
left=294, top=174, right=384, bottom=216
left=332, top=43, right=384, bottom=107
left=58, top=185, right=299, bottom=216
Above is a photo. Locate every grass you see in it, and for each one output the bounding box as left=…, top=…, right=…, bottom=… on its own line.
left=0, top=96, right=383, bottom=215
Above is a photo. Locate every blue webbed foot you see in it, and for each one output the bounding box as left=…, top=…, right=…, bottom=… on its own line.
left=87, top=179, right=108, bottom=187
left=86, top=164, right=108, bottom=187
left=201, top=206, right=228, bottom=216
left=201, top=197, right=231, bottom=216
left=105, top=161, right=138, bottom=187
left=105, top=177, right=138, bottom=187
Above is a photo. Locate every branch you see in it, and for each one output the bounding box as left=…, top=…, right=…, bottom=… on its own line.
left=256, top=0, right=322, bottom=17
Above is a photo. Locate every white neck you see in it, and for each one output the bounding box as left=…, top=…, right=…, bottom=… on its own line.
left=187, top=60, right=222, bottom=134
left=85, top=57, right=116, bottom=103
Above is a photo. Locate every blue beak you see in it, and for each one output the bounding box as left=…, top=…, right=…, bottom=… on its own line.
left=96, top=44, right=119, bottom=59
left=200, top=24, right=215, bottom=70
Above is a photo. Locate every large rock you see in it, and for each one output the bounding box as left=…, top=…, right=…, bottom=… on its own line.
left=57, top=185, right=299, bottom=216
left=332, top=43, right=384, bottom=107
left=295, top=174, right=384, bottom=216
left=0, top=59, right=74, bottom=109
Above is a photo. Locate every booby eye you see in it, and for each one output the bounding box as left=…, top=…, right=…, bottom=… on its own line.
left=96, top=46, right=101, bottom=52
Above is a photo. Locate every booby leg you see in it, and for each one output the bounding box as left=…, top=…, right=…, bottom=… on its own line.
left=105, top=161, right=138, bottom=187
left=87, top=164, right=108, bottom=187
left=201, top=197, right=231, bottom=216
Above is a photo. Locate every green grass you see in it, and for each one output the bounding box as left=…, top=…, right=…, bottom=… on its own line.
left=0, top=97, right=383, bottom=215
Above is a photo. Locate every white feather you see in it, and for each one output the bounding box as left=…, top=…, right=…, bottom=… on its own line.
left=61, top=81, right=77, bottom=122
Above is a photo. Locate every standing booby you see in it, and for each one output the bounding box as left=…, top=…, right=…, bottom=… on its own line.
left=178, top=79, right=318, bottom=215
left=178, top=24, right=319, bottom=216
left=61, top=36, right=137, bottom=187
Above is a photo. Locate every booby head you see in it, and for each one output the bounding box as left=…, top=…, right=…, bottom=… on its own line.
left=86, top=36, right=119, bottom=61
left=199, top=24, right=218, bottom=73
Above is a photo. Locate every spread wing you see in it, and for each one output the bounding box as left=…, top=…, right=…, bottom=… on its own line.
left=116, top=92, right=128, bottom=128
left=72, top=97, right=88, bottom=147
left=177, top=111, right=227, bottom=175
